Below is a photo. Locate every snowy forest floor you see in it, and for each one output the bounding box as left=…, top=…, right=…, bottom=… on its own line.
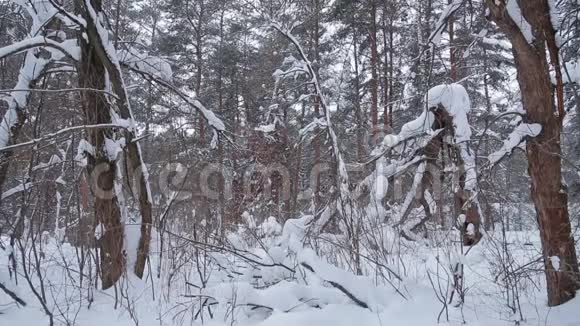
left=2, top=227, right=579, bottom=326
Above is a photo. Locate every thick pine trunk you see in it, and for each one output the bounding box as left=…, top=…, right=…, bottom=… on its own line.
left=528, top=115, right=580, bottom=306
left=519, top=53, right=579, bottom=305
left=486, top=0, right=580, bottom=306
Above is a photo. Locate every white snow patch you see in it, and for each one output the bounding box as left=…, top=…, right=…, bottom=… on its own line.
left=563, top=59, right=580, bottom=84
left=1, top=182, right=32, bottom=200
left=429, top=0, right=463, bottom=46
left=426, top=84, right=471, bottom=142
left=506, top=0, right=534, bottom=44
left=488, top=123, right=541, bottom=165
left=255, top=123, right=276, bottom=133
left=550, top=256, right=560, bottom=271
left=118, top=49, right=173, bottom=82
left=548, top=0, right=562, bottom=31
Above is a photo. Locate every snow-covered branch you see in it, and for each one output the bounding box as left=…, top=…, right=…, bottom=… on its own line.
left=1, top=182, right=33, bottom=200
left=0, top=36, right=79, bottom=62
left=429, top=0, right=464, bottom=46
left=118, top=48, right=173, bottom=83
left=487, top=123, right=541, bottom=167
left=0, top=123, right=128, bottom=153
left=125, top=64, right=226, bottom=133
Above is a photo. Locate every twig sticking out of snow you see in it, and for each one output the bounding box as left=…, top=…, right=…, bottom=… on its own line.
left=297, top=248, right=391, bottom=311
left=300, top=262, right=369, bottom=309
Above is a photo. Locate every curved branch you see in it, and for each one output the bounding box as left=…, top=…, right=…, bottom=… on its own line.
left=0, top=36, right=78, bottom=62
left=124, top=65, right=225, bottom=132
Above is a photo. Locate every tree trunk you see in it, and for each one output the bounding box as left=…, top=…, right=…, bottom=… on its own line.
left=482, top=46, right=494, bottom=231
left=446, top=6, right=480, bottom=244
left=448, top=0, right=457, bottom=81
left=312, top=0, right=322, bottom=206
left=486, top=0, right=580, bottom=306
left=78, top=0, right=153, bottom=283
left=196, top=1, right=205, bottom=146
left=77, top=0, right=125, bottom=288
left=381, top=3, right=393, bottom=133
left=528, top=89, right=580, bottom=306
left=369, top=0, right=379, bottom=143
left=352, top=19, right=364, bottom=162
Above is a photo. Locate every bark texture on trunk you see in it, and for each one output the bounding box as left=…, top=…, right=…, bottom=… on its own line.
left=454, top=144, right=482, bottom=246
left=486, top=0, right=580, bottom=306
left=78, top=0, right=153, bottom=284
left=434, top=106, right=482, bottom=245
left=77, top=13, right=125, bottom=289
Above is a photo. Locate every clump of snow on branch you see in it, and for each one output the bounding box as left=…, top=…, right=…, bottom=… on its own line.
left=550, top=256, right=561, bottom=271
left=378, top=84, right=471, bottom=150
left=563, top=59, right=580, bottom=84
left=118, top=49, right=173, bottom=82
left=426, top=84, right=471, bottom=142
left=0, top=0, right=80, bottom=150
left=1, top=182, right=32, bottom=200
left=547, top=0, right=562, bottom=31
left=488, top=123, right=541, bottom=166
left=505, top=0, right=534, bottom=44
left=429, top=0, right=463, bottom=46
left=396, top=110, right=435, bottom=143
left=193, top=99, right=226, bottom=131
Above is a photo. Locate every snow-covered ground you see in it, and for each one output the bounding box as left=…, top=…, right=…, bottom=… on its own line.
left=2, top=218, right=579, bottom=326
